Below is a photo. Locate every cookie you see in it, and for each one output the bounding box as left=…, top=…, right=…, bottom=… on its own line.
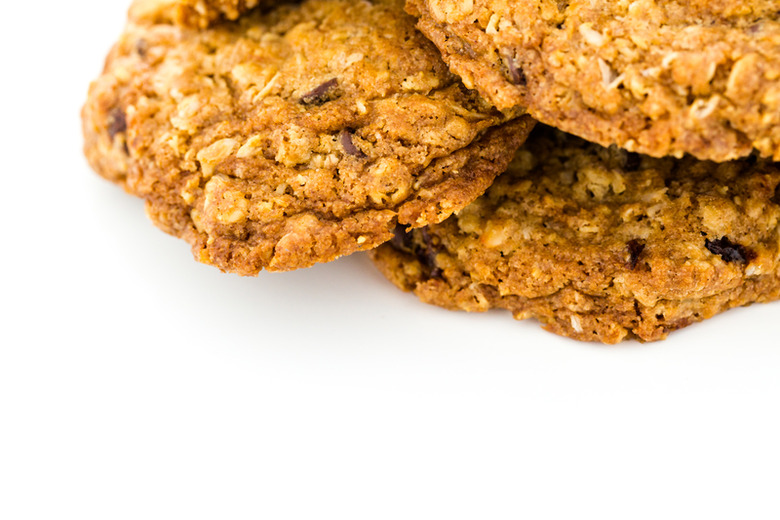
left=406, top=0, right=780, bottom=161
left=129, top=0, right=268, bottom=28
left=370, top=126, right=780, bottom=343
left=83, top=0, right=535, bottom=275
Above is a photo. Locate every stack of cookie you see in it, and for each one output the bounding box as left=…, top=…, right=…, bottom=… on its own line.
left=83, top=0, right=780, bottom=343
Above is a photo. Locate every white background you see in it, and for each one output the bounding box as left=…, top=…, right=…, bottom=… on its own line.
left=2, top=1, right=779, bottom=518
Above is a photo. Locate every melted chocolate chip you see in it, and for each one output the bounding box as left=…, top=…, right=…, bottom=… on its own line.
left=389, top=225, right=442, bottom=279
left=107, top=107, right=127, bottom=140
left=627, top=239, right=645, bottom=269
left=390, top=225, right=414, bottom=253
left=705, top=237, right=756, bottom=263
left=503, top=54, right=527, bottom=86
left=419, top=228, right=443, bottom=279
left=339, top=130, right=366, bottom=158
left=300, top=78, right=338, bottom=105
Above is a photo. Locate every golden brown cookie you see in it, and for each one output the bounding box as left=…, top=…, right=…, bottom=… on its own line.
left=371, top=126, right=780, bottom=343
left=407, top=0, right=780, bottom=161
left=83, top=0, right=534, bottom=275
left=129, top=0, right=268, bottom=28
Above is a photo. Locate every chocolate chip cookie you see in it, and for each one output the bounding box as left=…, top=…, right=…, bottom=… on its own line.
left=83, top=0, right=534, bottom=275
left=407, top=0, right=780, bottom=161
left=371, top=126, right=780, bottom=343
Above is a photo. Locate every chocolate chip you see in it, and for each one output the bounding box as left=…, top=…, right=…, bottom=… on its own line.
left=419, top=228, right=443, bottom=279
left=107, top=107, right=127, bottom=140
left=705, top=236, right=756, bottom=263
left=339, top=130, right=366, bottom=158
left=389, top=225, right=442, bottom=279
left=503, top=54, right=527, bottom=86
left=300, top=78, right=338, bottom=105
left=622, top=151, right=641, bottom=171
left=390, top=225, right=414, bottom=253
left=136, top=38, right=149, bottom=58
left=627, top=239, right=645, bottom=269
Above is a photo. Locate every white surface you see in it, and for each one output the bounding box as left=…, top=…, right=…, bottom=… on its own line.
left=1, top=2, right=779, bottom=519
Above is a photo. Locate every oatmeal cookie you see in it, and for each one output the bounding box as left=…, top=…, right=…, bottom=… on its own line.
left=371, top=126, right=780, bottom=343
left=129, top=0, right=269, bottom=28
left=407, top=0, right=780, bottom=161
left=83, top=0, right=534, bottom=275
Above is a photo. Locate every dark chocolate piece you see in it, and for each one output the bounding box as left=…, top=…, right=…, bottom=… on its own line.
left=389, top=226, right=442, bottom=279
left=300, top=78, right=338, bottom=105
left=390, top=225, right=414, bottom=253
left=419, top=228, right=443, bottom=278
left=704, top=237, right=756, bottom=263
left=627, top=239, right=645, bottom=269
left=107, top=108, right=126, bottom=140
left=339, top=130, right=366, bottom=158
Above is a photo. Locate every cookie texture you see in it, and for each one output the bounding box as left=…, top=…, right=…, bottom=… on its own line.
left=371, top=127, right=780, bottom=343
left=129, top=0, right=267, bottom=28
left=407, top=0, right=780, bottom=161
left=83, top=0, right=534, bottom=275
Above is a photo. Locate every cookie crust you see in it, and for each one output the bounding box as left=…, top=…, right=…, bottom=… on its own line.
left=371, top=127, right=780, bottom=343
left=83, top=0, right=533, bottom=275
left=129, top=0, right=267, bottom=28
left=407, top=0, right=780, bottom=161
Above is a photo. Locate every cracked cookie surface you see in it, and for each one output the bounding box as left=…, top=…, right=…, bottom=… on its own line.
left=83, top=0, right=534, bottom=275
left=407, top=0, right=780, bottom=161
left=371, top=126, right=780, bottom=343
